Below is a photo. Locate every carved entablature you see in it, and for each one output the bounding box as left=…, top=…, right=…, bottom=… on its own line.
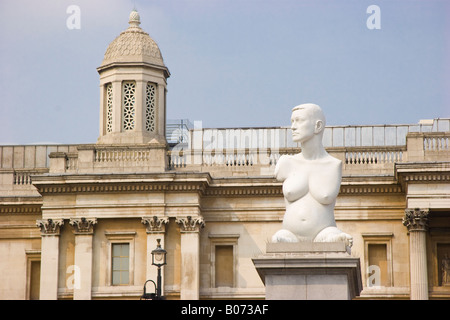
left=69, top=217, right=97, bottom=235
left=403, top=208, right=430, bottom=232
left=176, top=216, right=205, bottom=232
left=141, top=216, right=169, bottom=233
left=36, top=218, right=64, bottom=236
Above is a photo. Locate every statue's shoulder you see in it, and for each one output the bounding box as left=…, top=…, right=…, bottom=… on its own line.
left=274, top=154, right=295, bottom=181
left=277, top=154, right=295, bottom=164
left=322, top=153, right=342, bottom=167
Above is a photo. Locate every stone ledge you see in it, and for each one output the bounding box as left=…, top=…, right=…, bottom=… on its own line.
left=266, top=241, right=347, bottom=253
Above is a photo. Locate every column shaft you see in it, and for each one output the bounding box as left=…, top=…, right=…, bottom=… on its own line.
left=73, top=234, right=94, bottom=300
left=180, top=232, right=200, bottom=300
left=409, top=231, right=428, bottom=300
left=37, top=219, right=64, bottom=300
left=176, top=216, right=204, bottom=300
left=69, top=218, right=97, bottom=300
left=39, top=235, right=60, bottom=300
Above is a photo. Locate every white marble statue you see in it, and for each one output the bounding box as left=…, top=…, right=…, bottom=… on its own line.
left=272, top=103, right=353, bottom=247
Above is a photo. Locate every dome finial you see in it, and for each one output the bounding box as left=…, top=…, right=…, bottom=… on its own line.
left=129, top=8, right=141, bottom=27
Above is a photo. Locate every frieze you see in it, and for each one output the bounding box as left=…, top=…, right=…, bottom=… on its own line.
left=339, top=185, right=403, bottom=195
left=0, top=205, right=41, bottom=215
left=204, top=184, right=403, bottom=197
left=402, top=173, right=450, bottom=182
left=35, top=182, right=206, bottom=194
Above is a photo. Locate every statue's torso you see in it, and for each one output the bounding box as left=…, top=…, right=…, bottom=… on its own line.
left=276, top=154, right=342, bottom=238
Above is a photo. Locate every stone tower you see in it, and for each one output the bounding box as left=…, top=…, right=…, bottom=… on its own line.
left=96, top=9, right=170, bottom=145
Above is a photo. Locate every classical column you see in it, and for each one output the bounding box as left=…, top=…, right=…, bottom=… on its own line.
left=403, top=208, right=430, bottom=300
left=36, top=219, right=64, bottom=300
left=69, top=217, right=97, bottom=300
left=176, top=216, right=205, bottom=300
left=141, top=216, right=169, bottom=296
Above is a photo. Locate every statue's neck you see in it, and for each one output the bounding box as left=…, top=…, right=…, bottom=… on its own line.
left=300, top=137, right=327, bottom=160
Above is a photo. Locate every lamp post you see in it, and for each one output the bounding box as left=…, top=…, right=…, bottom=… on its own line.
left=141, top=239, right=167, bottom=300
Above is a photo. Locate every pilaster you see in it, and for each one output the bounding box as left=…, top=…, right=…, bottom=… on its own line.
left=176, top=216, right=205, bottom=300
left=135, top=80, right=145, bottom=133
left=69, top=217, right=97, bottom=300
left=157, top=84, right=166, bottom=138
left=112, top=80, right=122, bottom=134
left=403, top=208, right=430, bottom=300
left=36, top=219, right=64, bottom=300
left=142, top=216, right=169, bottom=296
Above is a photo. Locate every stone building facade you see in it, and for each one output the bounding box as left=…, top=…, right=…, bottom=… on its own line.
left=0, top=10, right=449, bottom=300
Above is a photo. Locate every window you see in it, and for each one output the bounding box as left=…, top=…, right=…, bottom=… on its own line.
left=106, top=83, right=113, bottom=133
left=105, top=231, right=136, bottom=287
left=112, top=243, right=130, bottom=285
left=122, top=81, right=136, bottom=130
left=145, top=82, right=156, bottom=132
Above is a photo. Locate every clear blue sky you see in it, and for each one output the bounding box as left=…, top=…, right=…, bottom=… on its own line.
left=0, top=0, right=448, bottom=144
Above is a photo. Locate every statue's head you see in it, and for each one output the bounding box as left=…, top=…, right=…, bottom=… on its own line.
left=291, top=103, right=326, bottom=143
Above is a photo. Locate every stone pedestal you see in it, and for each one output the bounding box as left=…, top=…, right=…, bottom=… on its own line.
left=252, top=242, right=362, bottom=300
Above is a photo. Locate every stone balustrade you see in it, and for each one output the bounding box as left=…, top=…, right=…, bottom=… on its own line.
left=0, top=120, right=448, bottom=179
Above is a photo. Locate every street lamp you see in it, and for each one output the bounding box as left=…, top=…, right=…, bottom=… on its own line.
left=141, top=239, right=167, bottom=300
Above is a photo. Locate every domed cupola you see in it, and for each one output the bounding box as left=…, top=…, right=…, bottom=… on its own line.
left=97, top=9, right=170, bottom=145
left=101, top=10, right=166, bottom=68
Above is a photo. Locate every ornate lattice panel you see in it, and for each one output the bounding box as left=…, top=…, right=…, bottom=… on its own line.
left=146, top=82, right=156, bottom=132
left=122, top=81, right=136, bottom=131
left=106, top=83, right=113, bottom=133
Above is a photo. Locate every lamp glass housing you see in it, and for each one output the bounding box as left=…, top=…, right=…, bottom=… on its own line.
left=151, top=239, right=167, bottom=267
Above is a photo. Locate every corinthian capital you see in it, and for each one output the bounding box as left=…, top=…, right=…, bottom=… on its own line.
left=141, top=216, right=169, bottom=233
left=36, top=218, right=64, bottom=236
left=403, top=208, right=430, bottom=232
left=176, top=216, right=205, bottom=232
left=69, top=217, right=97, bottom=234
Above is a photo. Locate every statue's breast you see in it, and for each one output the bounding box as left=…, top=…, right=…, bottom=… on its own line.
left=282, top=171, right=309, bottom=202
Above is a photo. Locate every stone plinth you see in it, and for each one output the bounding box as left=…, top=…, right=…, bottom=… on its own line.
left=252, top=242, right=362, bottom=300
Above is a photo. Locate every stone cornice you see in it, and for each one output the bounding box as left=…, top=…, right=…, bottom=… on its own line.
left=395, top=162, right=450, bottom=191
left=32, top=172, right=212, bottom=195
left=27, top=171, right=409, bottom=197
